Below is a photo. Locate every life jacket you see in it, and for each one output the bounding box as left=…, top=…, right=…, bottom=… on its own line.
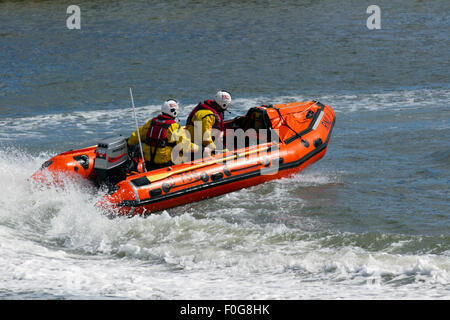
left=145, top=114, right=177, bottom=148
left=186, top=100, right=224, bottom=132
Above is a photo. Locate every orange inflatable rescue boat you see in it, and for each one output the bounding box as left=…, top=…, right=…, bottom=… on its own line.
left=31, top=101, right=335, bottom=216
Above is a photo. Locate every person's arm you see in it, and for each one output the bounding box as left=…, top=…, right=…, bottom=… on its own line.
left=168, top=123, right=200, bottom=153
left=128, top=119, right=151, bottom=146
left=201, top=114, right=217, bottom=150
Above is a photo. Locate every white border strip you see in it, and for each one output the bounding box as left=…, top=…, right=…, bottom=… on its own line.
left=312, top=111, right=324, bottom=130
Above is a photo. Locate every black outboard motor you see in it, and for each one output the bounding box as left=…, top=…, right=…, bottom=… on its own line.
left=94, top=136, right=131, bottom=189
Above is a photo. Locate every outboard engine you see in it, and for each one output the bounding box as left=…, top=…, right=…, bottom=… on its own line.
left=94, top=136, right=131, bottom=189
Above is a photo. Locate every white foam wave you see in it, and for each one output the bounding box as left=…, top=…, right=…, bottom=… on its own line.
left=277, top=168, right=344, bottom=187
left=0, top=148, right=449, bottom=299
left=316, top=87, right=450, bottom=113
left=1, top=87, right=448, bottom=143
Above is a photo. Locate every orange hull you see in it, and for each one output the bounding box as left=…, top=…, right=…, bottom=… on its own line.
left=32, top=101, right=335, bottom=216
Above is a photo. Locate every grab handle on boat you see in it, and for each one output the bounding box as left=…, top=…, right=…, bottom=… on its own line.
left=146, top=145, right=271, bottom=183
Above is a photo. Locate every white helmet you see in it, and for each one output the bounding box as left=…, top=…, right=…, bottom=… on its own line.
left=161, top=99, right=179, bottom=118
left=214, top=90, right=232, bottom=110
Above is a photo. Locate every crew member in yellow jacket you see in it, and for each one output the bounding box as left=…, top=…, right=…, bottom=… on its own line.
left=127, top=99, right=199, bottom=170
left=185, top=90, right=231, bottom=156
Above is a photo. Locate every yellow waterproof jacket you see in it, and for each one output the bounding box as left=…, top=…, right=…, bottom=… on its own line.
left=128, top=117, right=199, bottom=164
left=185, top=109, right=219, bottom=150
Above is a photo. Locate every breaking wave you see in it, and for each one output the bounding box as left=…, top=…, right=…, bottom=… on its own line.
left=0, top=148, right=449, bottom=299
left=1, top=88, right=448, bottom=145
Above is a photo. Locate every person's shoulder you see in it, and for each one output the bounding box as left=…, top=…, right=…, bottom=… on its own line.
left=145, top=116, right=157, bottom=124
left=197, top=108, right=215, bottom=116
